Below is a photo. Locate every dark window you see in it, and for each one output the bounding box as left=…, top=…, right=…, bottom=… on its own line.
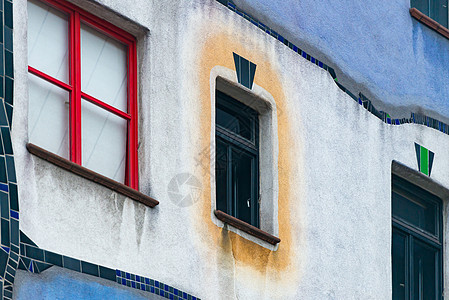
left=411, top=0, right=448, bottom=27
left=392, top=174, right=443, bottom=300
left=215, top=90, right=259, bottom=227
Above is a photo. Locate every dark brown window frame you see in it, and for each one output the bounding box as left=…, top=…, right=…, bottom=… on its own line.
left=214, top=210, right=280, bottom=245
left=27, top=143, right=159, bottom=208
left=410, top=8, right=449, bottom=40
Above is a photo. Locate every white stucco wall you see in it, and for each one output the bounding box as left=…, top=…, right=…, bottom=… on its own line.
left=11, top=0, right=449, bottom=299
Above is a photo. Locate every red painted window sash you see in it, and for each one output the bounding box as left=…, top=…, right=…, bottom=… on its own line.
left=81, top=92, right=131, bottom=120
left=71, top=10, right=82, bottom=164
left=128, top=42, right=139, bottom=189
left=28, top=0, right=139, bottom=189
left=28, top=66, right=72, bottom=91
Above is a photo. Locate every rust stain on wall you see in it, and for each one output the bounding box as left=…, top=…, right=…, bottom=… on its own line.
left=194, top=29, right=301, bottom=280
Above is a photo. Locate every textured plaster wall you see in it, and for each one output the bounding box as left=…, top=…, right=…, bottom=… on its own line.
left=234, top=0, right=449, bottom=122
left=10, top=0, right=449, bottom=299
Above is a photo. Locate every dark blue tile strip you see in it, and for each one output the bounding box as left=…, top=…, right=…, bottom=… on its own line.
left=18, top=236, right=201, bottom=299
left=415, top=143, right=421, bottom=172
left=429, top=150, right=435, bottom=176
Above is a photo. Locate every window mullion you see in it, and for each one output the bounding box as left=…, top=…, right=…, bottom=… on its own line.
left=127, top=42, right=138, bottom=189
left=227, top=145, right=233, bottom=216
left=409, top=235, right=414, bottom=299
left=70, top=11, right=82, bottom=164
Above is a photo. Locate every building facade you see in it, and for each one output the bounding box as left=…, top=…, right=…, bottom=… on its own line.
left=0, top=0, right=445, bottom=298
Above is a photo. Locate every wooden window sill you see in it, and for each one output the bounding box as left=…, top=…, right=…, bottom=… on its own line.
left=26, top=143, right=159, bottom=208
left=214, top=210, right=280, bottom=245
left=410, top=8, right=449, bottom=40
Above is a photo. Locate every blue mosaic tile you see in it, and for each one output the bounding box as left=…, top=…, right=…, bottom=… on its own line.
left=4, top=104, right=11, bottom=129
left=8, top=183, right=17, bottom=211
left=4, top=0, right=12, bottom=29
left=0, top=157, right=7, bottom=183
left=4, top=51, right=12, bottom=79
left=81, top=261, right=99, bottom=277
left=4, top=77, right=12, bottom=106
left=9, top=210, right=17, bottom=220
left=4, top=27, right=12, bottom=53
left=1, top=218, right=9, bottom=246
left=62, top=256, right=81, bottom=272
left=5, top=156, right=15, bottom=183
left=10, top=219, right=18, bottom=246
left=44, top=251, right=62, bottom=267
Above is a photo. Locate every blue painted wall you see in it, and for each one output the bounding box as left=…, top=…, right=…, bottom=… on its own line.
left=13, top=268, right=164, bottom=300
left=234, top=0, right=449, bottom=120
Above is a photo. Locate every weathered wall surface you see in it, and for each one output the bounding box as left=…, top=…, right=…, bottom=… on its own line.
left=11, top=0, right=449, bottom=299
left=234, top=0, right=449, bottom=121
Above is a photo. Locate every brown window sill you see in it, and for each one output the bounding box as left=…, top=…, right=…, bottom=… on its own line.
left=214, top=210, right=280, bottom=245
left=410, top=8, right=449, bottom=40
left=26, top=143, right=159, bottom=208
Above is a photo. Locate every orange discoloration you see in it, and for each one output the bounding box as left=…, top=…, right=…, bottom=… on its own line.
left=194, top=28, right=301, bottom=281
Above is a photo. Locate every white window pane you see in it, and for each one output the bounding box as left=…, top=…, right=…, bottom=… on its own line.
left=81, top=24, right=127, bottom=112
left=82, top=100, right=127, bottom=183
left=28, top=0, right=69, bottom=83
left=28, top=73, right=69, bottom=159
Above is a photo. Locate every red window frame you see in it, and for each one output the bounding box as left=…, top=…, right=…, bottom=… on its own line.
left=28, top=0, right=139, bottom=189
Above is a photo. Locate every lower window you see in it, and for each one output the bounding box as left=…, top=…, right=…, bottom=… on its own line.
left=392, top=174, right=443, bottom=299
left=215, top=90, right=259, bottom=227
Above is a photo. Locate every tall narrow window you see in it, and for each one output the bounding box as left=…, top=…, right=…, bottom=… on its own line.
left=215, top=90, right=259, bottom=227
left=392, top=174, right=443, bottom=299
left=27, top=0, right=138, bottom=188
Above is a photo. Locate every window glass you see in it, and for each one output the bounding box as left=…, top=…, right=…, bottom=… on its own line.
left=81, top=100, right=127, bottom=182
left=392, top=230, right=407, bottom=300
left=233, top=148, right=254, bottom=225
left=431, top=0, right=448, bottom=27
left=28, top=73, right=69, bottom=159
left=392, top=175, right=439, bottom=236
left=28, top=0, right=69, bottom=83
left=81, top=24, right=128, bottom=112
left=216, top=139, right=229, bottom=214
left=216, top=105, right=252, bottom=141
left=412, top=0, right=430, bottom=15
left=412, top=241, right=437, bottom=300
